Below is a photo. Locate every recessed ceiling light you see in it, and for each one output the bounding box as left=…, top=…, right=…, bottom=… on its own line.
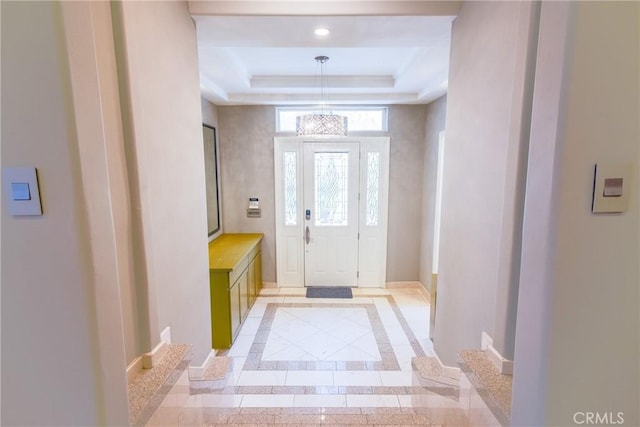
left=314, top=28, right=330, bottom=37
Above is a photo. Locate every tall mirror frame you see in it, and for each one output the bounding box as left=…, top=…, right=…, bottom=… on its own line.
left=203, top=124, right=221, bottom=239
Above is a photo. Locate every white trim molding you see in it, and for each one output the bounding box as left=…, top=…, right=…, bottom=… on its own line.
left=487, top=344, right=514, bottom=376
left=481, top=331, right=493, bottom=351
left=386, top=281, right=431, bottom=301
left=481, top=331, right=514, bottom=375
left=189, top=1, right=461, bottom=17
left=417, top=281, right=432, bottom=302
left=386, top=281, right=422, bottom=289
left=142, top=340, right=169, bottom=370
left=127, top=327, right=173, bottom=385
left=188, top=349, right=217, bottom=380
left=160, top=326, right=172, bottom=344
left=126, top=356, right=144, bottom=385
left=432, top=349, right=461, bottom=380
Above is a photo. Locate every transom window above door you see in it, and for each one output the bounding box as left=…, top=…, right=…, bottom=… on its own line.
left=276, top=107, right=388, bottom=133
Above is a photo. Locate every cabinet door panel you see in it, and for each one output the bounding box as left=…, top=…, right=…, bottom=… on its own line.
left=239, top=269, right=249, bottom=322
left=255, top=251, right=262, bottom=295
left=248, top=257, right=256, bottom=307
left=230, top=280, right=241, bottom=338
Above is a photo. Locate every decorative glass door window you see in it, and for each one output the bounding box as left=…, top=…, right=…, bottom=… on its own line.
left=284, top=151, right=297, bottom=226
left=314, top=152, right=349, bottom=226
left=366, top=152, right=380, bottom=226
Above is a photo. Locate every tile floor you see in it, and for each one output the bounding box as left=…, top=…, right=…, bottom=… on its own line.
left=144, top=287, right=502, bottom=426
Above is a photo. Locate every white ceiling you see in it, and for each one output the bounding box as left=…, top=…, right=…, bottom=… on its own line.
left=192, top=13, right=456, bottom=106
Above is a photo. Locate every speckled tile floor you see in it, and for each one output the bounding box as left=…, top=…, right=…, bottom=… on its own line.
left=459, top=350, right=512, bottom=426
left=143, top=288, right=503, bottom=426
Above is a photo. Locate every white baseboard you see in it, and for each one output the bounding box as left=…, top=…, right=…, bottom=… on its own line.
left=481, top=331, right=514, bottom=375
left=432, top=350, right=461, bottom=380
left=188, top=349, right=217, bottom=380
left=416, top=281, right=432, bottom=302
left=487, top=343, right=514, bottom=375
left=357, top=283, right=386, bottom=288
left=160, top=326, right=172, bottom=344
left=262, top=281, right=277, bottom=288
left=126, top=356, right=144, bottom=384
left=127, top=327, right=174, bottom=384
left=481, top=331, right=493, bottom=351
left=142, top=339, right=169, bottom=369
left=385, top=281, right=422, bottom=289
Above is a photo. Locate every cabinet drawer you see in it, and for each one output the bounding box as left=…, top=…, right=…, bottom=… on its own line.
left=247, top=244, right=261, bottom=262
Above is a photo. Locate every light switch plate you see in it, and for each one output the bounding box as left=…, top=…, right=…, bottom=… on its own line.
left=3, top=167, right=43, bottom=215
left=592, top=162, right=633, bottom=213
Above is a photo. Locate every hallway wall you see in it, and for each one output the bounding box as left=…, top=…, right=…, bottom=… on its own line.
left=217, top=106, right=278, bottom=282
left=114, top=1, right=212, bottom=365
left=419, top=95, right=447, bottom=292
left=433, top=1, right=536, bottom=364
left=1, top=2, right=105, bottom=424
left=385, top=105, right=428, bottom=282
left=513, top=2, right=640, bottom=424
left=216, top=105, right=428, bottom=283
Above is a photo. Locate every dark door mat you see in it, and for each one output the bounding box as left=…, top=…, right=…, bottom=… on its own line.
left=306, top=286, right=353, bottom=299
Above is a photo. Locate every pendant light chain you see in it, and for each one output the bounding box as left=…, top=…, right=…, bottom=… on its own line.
left=296, top=55, right=348, bottom=136
left=318, top=56, right=328, bottom=115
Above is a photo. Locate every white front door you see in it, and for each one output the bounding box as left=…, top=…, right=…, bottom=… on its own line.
left=303, top=142, right=360, bottom=286
left=274, top=136, right=390, bottom=288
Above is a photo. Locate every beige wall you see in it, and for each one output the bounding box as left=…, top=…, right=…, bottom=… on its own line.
left=433, top=1, right=536, bottom=364
left=2, top=0, right=211, bottom=421
left=115, top=1, right=212, bottom=364
left=217, top=105, right=428, bottom=284
left=513, top=2, right=639, bottom=425
left=62, top=2, right=132, bottom=422
left=217, top=106, right=278, bottom=281
left=419, top=95, right=447, bottom=290
left=385, top=105, right=428, bottom=282
left=1, top=2, right=104, bottom=424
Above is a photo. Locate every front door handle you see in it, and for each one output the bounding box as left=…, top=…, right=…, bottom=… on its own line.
left=305, top=226, right=310, bottom=244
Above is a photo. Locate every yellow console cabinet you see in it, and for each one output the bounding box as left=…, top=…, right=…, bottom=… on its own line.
left=208, top=233, right=263, bottom=349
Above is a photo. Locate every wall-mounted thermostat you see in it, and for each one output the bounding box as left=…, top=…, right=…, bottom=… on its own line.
left=247, top=197, right=261, bottom=218
left=3, top=167, right=43, bottom=216
left=592, top=162, right=633, bottom=213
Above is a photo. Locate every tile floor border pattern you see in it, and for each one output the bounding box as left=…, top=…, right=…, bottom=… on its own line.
left=144, top=290, right=503, bottom=426
left=244, top=302, right=399, bottom=371
left=175, top=406, right=470, bottom=426
left=240, top=295, right=425, bottom=372
left=141, top=291, right=431, bottom=426
left=276, top=293, right=427, bottom=360
left=385, top=295, right=427, bottom=358
left=187, top=384, right=459, bottom=398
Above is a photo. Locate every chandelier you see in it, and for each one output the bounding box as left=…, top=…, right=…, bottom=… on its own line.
left=296, top=56, right=348, bottom=136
